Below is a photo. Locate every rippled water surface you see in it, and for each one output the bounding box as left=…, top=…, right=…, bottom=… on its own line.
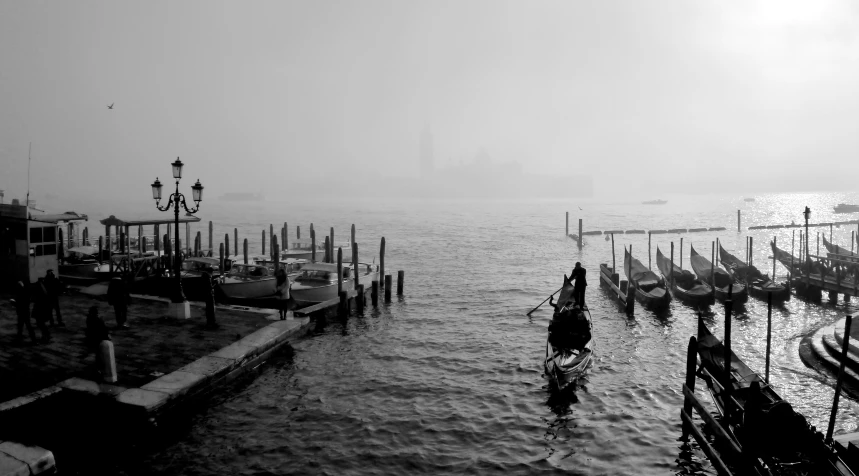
left=97, top=193, right=859, bottom=475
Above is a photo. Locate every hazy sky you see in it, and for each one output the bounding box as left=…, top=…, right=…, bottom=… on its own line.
left=2, top=0, right=859, bottom=203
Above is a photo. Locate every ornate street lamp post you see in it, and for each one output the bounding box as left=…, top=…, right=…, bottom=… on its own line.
left=151, top=157, right=204, bottom=319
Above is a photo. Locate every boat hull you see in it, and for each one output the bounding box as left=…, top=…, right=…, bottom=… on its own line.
left=218, top=277, right=276, bottom=299
left=670, top=284, right=715, bottom=306
left=59, top=262, right=100, bottom=281
left=291, top=269, right=379, bottom=305
left=545, top=339, right=593, bottom=391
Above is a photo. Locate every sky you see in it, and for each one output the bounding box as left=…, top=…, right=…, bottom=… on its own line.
left=1, top=0, right=859, bottom=204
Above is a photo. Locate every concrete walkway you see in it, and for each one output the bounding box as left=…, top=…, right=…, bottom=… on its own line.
left=0, top=291, right=283, bottom=403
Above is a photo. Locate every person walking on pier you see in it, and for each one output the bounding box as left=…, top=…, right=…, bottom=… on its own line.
left=44, top=269, right=65, bottom=327
left=13, top=281, right=37, bottom=343
left=274, top=268, right=293, bottom=320
left=570, top=262, right=587, bottom=307
left=84, top=306, right=111, bottom=376
left=107, top=276, right=131, bottom=329
left=31, top=279, right=51, bottom=343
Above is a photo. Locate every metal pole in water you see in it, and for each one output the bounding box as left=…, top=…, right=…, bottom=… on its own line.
left=765, top=292, right=772, bottom=383
left=827, top=313, right=854, bottom=443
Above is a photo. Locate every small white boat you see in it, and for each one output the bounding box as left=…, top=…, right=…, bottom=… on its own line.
left=282, top=238, right=326, bottom=260
left=217, top=260, right=305, bottom=299
left=290, top=262, right=379, bottom=305
left=59, top=246, right=101, bottom=281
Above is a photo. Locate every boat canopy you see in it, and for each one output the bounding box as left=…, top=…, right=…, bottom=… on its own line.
left=100, top=214, right=202, bottom=226
left=300, top=263, right=341, bottom=272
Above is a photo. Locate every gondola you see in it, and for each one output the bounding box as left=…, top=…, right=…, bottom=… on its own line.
left=655, top=247, right=714, bottom=306
left=719, top=244, right=790, bottom=301
left=623, top=247, right=671, bottom=309
left=823, top=235, right=859, bottom=261
left=695, top=319, right=855, bottom=475
left=771, top=241, right=802, bottom=275
left=689, top=245, right=747, bottom=302
left=544, top=275, right=593, bottom=391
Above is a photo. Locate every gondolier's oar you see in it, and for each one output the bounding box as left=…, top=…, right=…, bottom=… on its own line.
left=527, top=287, right=563, bottom=316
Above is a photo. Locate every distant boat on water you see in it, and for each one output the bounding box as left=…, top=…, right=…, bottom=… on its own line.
left=218, top=192, right=264, bottom=202
left=642, top=199, right=667, bottom=205
left=743, top=198, right=755, bottom=202
left=833, top=203, right=859, bottom=214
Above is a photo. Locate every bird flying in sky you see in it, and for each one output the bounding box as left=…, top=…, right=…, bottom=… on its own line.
left=107, top=103, right=114, bottom=109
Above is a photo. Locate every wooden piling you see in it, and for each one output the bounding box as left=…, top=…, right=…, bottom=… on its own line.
left=353, top=242, right=359, bottom=290
left=141, top=237, right=147, bottom=255
left=100, top=340, right=118, bottom=383
left=234, top=228, right=238, bottom=257
left=566, top=212, right=569, bottom=236
left=648, top=232, right=651, bottom=269
left=339, top=290, right=348, bottom=318
left=710, top=242, right=716, bottom=291
left=185, top=223, right=190, bottom=256
left=324, top=236, right=330, bottom=263
left=273, top=243, right=279, bottom=272
left=351, top=224, right=356, bottom=246
left=310, top=229, right=316, bottom=262
left=219, top=243, right=225, bottom=275
left=397, top=270, right=404, bottom=295
left=270, top=224, right=274, bottom=250
left=831, top=223, right=834, bottom=243
left=670, top=242, right=675, bottom=286
left=329, top=227, right=334, bottom=263
left=749, top=236, right=753, bottom=267
left=243, top=239, right=248, bottom=264
left=385, top=274, right=392, bottom=302
left=225, top=234, right=230, bottom=258
left=680, top=238, right=683, bottom=269
left=578, top=219, right=583, bottom=248
left=209, top=221, right=213, bottom=255
left=380, top=237, right=386, bottom=288
left=852, top=231, right=855, bottom=254
left=724, top=287, right=733, bottom=423
left=356, top=284, right=365, bottom=313
left=337, top=247, right=343, bottom=295
left=262, top=229, right=266, bottom=255
left=817, top=232, right=820, bottom=258
left=138, top=225, right=143, bottom=253
left=297, top=225, right=300, bottom=240
left=737, top=209, right=741, bottom=232
left=283, top=222, right=288, bottom=251
left=272, top=235, right=278, bottom=263
left=682, top=335, right=697, bottom=438
left=611, top=234, right=616, bottom=273
left=196, top=231, right=202, bottom=256
left=625, top=246, right=635, bottom=314
left=119, top=231, right=125, bottom=254
left=155, top=224, right=160, bottom=259
left=772, top=236, right=777, bottom=280
left=164, top=235, right=172, bottom=274
left=827, top=314, right=853, bottom=443
left=98, top=236, right=103, bottom=265
left=83, top=227, right=89, bottom=245
left=372, top=280, right=379, bottom=307
left=766, top=292, right=772, bottom=383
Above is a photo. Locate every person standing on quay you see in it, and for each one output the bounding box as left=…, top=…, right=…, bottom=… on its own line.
left=44, top=269, right=65, bottom=327
left=31, top=279, right=52, bottom=342
left=107, top=275, right=131, bottom=329
left=84, top=306, right=111, bottom=376
left=202, top=272, right=218, bottom=329
left=274, top=268, right=293, bottom=320
left=13, top=281, right=37, bottom=343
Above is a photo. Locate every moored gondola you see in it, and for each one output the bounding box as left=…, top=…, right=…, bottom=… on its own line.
left=544, top=275, right=594, bottom=391
left=719, top=244, right=790, bottom=301
left=623, top=247, right=671, bottom=309
left=655, top=247, right=714, bottom=306
left=689, top=245, right=748, bottom=302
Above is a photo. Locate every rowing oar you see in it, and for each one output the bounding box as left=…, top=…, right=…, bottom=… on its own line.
left=526, top=287, right=563, bottom=316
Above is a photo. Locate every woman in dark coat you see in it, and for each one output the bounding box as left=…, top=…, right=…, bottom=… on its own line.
left=274, top=268, right=294, bottom=320
left=107, top=276, right=131, bottom=328
left=14, top=281, right=37, bottom=343
left=31, top=279, right=51, bottom=342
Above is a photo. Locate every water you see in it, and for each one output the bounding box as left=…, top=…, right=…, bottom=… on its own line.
left=62, top=192, right=859, bottom=475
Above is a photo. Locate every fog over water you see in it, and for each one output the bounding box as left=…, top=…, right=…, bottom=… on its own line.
left=2, top=1, right=859, bottom=202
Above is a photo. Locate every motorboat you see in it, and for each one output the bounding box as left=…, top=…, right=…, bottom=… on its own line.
left=834, top=203, right=859, bottom=214
left=282, top=238, right=327, bottom=260
left=544, top=275, right=593, bottom=391
left=290, top=262, right=379, bottom=305
left=642, top=199, right=667, bottom=205
left=217, top=260, right=306, bottom=299
left=59, top=245, right=101, bottom=281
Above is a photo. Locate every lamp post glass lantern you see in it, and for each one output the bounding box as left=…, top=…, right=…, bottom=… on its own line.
left=153, top=157, right=203, bottom=304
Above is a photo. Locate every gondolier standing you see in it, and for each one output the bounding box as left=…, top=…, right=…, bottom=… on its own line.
left=571, top=262, right=587, bottom=307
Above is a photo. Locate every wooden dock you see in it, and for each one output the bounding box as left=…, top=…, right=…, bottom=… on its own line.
left=599, top=264, right=634, bottom=313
